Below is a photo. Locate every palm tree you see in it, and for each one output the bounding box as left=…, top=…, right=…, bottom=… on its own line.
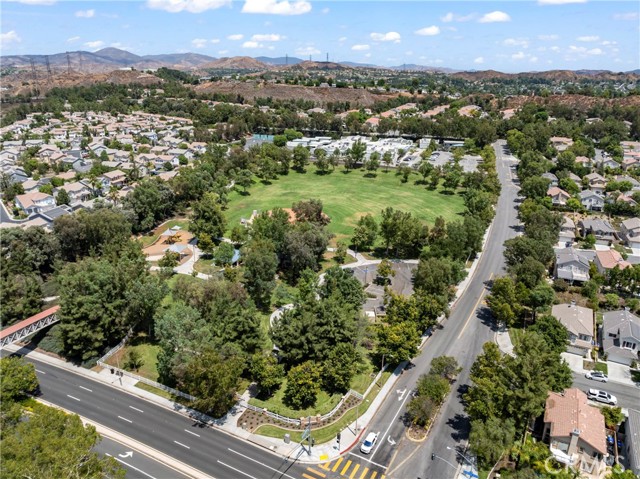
left=108, top=185, right=119, bottom=205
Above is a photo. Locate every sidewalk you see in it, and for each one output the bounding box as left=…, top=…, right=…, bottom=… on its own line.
left=495, top=326, right=515, bottom=357
left=561, top=352, right=638, bottom=388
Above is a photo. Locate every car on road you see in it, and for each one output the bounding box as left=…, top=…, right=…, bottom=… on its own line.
left=586, top=388, right=617, bottom=405
left=360, top=432, right=378, bottom=454
left=585, top=371, right=608, bottom=382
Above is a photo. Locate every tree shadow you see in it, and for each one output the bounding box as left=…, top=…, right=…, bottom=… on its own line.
left=260, top=179, right=273, bottom=185
left=446, top=413, right=471, bottom=442
left=439, top=190, right=455, bottom=195
left=238, top=190, right=251, bottom=196
left=364, top=172, right=378, bottom=178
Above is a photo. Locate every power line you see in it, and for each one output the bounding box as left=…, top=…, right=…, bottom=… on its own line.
left=66, top=51, right=72, bottom=74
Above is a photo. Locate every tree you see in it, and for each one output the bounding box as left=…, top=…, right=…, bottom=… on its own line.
left=382, top=151, right=393, bottom=171
left=376, top=259, right=395, bottom=285
left=243, top=240, right=278, bottom=308
left=55, top=188, right=70, bottom=206
left=214, top=242, right=235, bottom=266
left=158, top=250, right=180, bottom=269
left=0, top=273, right=43, bottom=327
left=407, top=394, right=436, bottom=427
left=376, top=321, right=420, bottom=363
left=292, top=145, right=310, bottom=172
left=601, top=406, right=624, bottom=429
left=379, top=207, right=401, bottom=252
left=418, top=160, right=434, bottom=184
left=124, top=349, right=144, bottom=371
left=334, top=241, right=347, bottom=264
left=470, top=417, right=516, bottom=469
left=189, top=192, right=227, bottom=240
left=122, top=178, right=175, bottom=233
left=352, top=214, right=378, bottom=251
left=606, top=465, right=638, bottom=479
left=443, top=168, right=462, bottom=192
left=416, top=373, right=450, bottom=404
left=250, top=353, right=285, bottom=397
left=345, top=139, right=366, bottom=171
left=284, top=361, right=321, bottom=409
left=364, top=153, right=380, bottom=176
left=179, top=347, right=244, bottom=418
left=0, top=356, right=38, bottom=402
left=235, top=169, right=253, bottom=193
left=0, top=406, right=125, bottom=479
left=322, top=343, right=360, bottom=393
left=197, top=232, right=216, bottom=256
left=315, top=148, right=329, bottom=174
left=430, top=356, right=461, bottom=381
left=529, top=315, right=569, bottom=354
left=526, top=282, right=555, bottom=319
left=320, top=266, right=366, bottom=308
left=292, top=199, right=329, bottom=225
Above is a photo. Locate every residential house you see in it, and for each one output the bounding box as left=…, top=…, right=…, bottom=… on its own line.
left=601, top=309, right=640, bottom=366
left=594, top=249, right=631, bottom=274
left=14, top=192, right=56, bottom=215
left=72, top=159, right=93, bottom=174
left=542, top=172, right=559, bottom=187
left=625, top=409, right=640, bottom=477
left=99, top=169, right=127, bottom=190
left=579, top=218, right=617, bottom=245
left=551, top=303, right=594, bottom=356
left=551, top=136, right=574, bottom=152
left=620, top=218, right=640, bottom=249
left=579, top=190, right=605, bottom=211
left=543, top=388, right=607, bottom=473
left=555, top=248, right=590, bottom=283
left=584, top=173, right=607, bottom=196
left=547, top=186, right=571, bottom=206
left=559, top=216, right=576, bottom=246
left=57, top=181, right=92, bottom=204
left=614, top=175, right=640, bottom=191
left=21, top=179, right=41, bottom=194
left=622, top=156, right=640, bottom=171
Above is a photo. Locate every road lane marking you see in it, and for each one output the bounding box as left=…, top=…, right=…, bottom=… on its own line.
left=359, top=466, right=369, bottom=479
left=117, top=416, right=132, bottom=423
left=35, top=369, right=46, bottom=374
left=457, top=273, right=493, bottom=340
left=79, top=386, right=93, bottom=392
left=308, top=467, right=326, bottom=477
left=302, top=474, right=317, bottom=479
left=320, top=462, right=330, bottom=470
left=67, top=394, right=81, bottom=401
left=349, top=464, right=360, bottom=479
left=173, top=441, right=190, bottom=449
left=129, top=405, right=144, bottom=413
left=106, top=454, right=158, bottom=479
left=370, top=471, right=378, bottom=479
left=227, top=448, right=298, bottom=479
left=184, top=429, right=200, bottom=437
left=332, top=457, right=344, bottom=472
left=372, top=390, right=411, bottom=460
left=348, top=453, right=389, bottom=469
left=340, top=459, right=352, bottom=475
left=217, top=461, right=257, bottom=479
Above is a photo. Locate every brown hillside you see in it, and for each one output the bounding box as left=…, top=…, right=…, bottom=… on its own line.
left=199, top=56, right=270, bottom=70
left=285, top=61, right=349, bottom=71
left=453, top=69, right=639, bottom=82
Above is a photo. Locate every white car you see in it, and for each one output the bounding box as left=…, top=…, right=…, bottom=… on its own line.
left=360, top=432, right=378, bottom=454
left=585, top=371, right=608, bottom=383
left=586, top=388, right=617, bottom=405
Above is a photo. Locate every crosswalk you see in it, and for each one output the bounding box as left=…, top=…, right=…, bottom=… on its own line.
left=302, top=457, right=386, bottom=479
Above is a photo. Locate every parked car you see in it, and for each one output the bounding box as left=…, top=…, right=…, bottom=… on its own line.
left=586, top=389, right=617, bottom=405
left=585, top=371, right=608, bottom=382
left=360, top=432, right=378, bottom=454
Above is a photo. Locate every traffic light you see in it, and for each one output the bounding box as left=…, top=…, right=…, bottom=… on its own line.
left=431, top=453, right=435, bottom=461
left=337, top=432, right=341, bottom=442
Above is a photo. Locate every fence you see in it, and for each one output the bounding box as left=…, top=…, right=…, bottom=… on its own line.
left=97, top=329, right=196, bottom=402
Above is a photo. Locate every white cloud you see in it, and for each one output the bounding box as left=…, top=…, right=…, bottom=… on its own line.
left=191, top=38, right=208, bottom=48
left=511, top=51, right=526, bottom=60
left=364, top=53, right=371, bottom=58
left=295, top=46, right=320, bottom=56
left=251, top=33, right=284, bottom=41
left=351, top=44, right=370, bottom=51
left=0, top=30, right=21, bottom=47
left=66, top=35, right=81, bottom=43
left=321, top=7, right=329, bottom=14
left=242, top=0, right=311, bottom=15
left=474, top=56, right=484, bottom=64
left=587, top=48, right=603, bottom=55
left=601, top=40, right=617, bottom=46
left=218, top=50, right=229, bottom=55
left=503, top=38, right=529, bottom=48
left=210, top=38, right=220, bottom=44
left=415, top=26, right=440, bottom=36
left=441, top=12, right=475, bottom=22
left=227, top=34, right=244, bottom=40
left=538, top=0, right=586, bottom=4
left=370, top=31, right=401, bottom=43
left=577, top=35, right=599, bottom=42
left=4, top=0, right=57, bottom=4
left=529, top=56, right=538, bottom=63
left=242, top=40, right=263, bottom=48
left=338, top=36, right=347, bottom=42
left=550, top=46, right=561, bottom=52
left=613, top=12, right=638, bottom=21
left=75, top=9, right=95, bottom=18
left=146, top=0, right=231, bottom=13
left=538, top=34, right=559, bottom=41
left=478, top=11, right=511, bottom=23
left=84, top=40, right=105, bottom=49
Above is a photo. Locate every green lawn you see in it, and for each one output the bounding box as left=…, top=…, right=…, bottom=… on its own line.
left=225, top=166, right=465, bottom=243
left=105, top=334, right=160, bottom=381
left=249, top=378, right=343, bottom=418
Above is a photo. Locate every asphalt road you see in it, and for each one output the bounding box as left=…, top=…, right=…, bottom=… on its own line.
left=572, top=373, right=640, bottom=410
left=96, top=435, right=191, bottom=479
left=22, top=356, right=309, bottom=479
left=352, top=140, right=521, bottom=479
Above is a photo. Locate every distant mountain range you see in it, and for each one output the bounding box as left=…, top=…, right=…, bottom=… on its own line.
left=1, top=47, right=638, bottom=78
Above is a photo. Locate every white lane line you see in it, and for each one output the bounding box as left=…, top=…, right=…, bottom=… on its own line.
left=370, top=390, right=413, bottom=460
left=184, top=429, right=200, bottom=437
left=35, top=369, right=46, bottom=374
left=118, top=416, right=133, bottom=423
left=173, top=441, right=190, bottom=449
left=228, top=448, right=297, bottom=479
left=217, top=461, right=258, bottom=479
left=67, top=394, right=81, bottom=401
left=79, top=386, right=93, bottom=392
left=129, top=405, right=144, bottom=413
left=347, top=452, right=388, bottom=469
left=106, top=454, right=158, bottom=479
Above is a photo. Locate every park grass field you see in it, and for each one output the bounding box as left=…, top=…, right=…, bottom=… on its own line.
left=225, top=166, right=466, bottom=243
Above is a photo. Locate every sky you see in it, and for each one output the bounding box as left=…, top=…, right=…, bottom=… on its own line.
left=1, top=0, right=639, bottom=72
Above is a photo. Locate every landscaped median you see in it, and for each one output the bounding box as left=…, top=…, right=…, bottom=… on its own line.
left=242, top=371, right=391, bottom=445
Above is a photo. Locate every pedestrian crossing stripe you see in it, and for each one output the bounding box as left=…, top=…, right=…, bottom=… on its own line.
left=306, top=460, right=385, bottom=479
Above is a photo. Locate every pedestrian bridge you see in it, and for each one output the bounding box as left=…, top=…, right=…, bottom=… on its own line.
left=0, top=305, right=60, bottom=349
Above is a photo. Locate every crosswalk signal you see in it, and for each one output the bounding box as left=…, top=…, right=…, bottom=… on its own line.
left=431, top=453, right=435, bottom=460
left=337, top=432, right=341, bottom=442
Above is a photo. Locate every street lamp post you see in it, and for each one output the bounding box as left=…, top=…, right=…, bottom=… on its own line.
left=431, top=453, right=459, bottom=477
left=446, top=446, right=474, bottom=466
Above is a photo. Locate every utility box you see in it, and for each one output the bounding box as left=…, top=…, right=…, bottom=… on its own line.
left=284, top=433, right=290, bottom=444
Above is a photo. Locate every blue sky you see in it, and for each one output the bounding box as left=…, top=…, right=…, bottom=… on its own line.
left=1, top=0, right=639, bottom=72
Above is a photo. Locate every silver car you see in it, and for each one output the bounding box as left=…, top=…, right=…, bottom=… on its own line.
left=585, top=371, right=608, bottom=383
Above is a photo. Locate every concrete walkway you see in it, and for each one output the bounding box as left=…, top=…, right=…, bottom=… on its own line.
left=495, top=326, right=515, bottom=357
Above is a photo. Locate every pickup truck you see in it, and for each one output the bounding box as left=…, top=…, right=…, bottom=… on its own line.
left=586, top=388, right=617, bottom=405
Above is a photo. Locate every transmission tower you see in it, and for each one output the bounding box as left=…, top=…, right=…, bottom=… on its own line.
left=285, top=54, right=288, bottom=66
left=78, top=52, right=83, bottom=72
left=45, top=55, right=52, bottom=83
left=29, top=59, right=40, bottom=96
left=66, top=51, right=72, bottom=74
left=326, top=53, right=329, bottom=63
